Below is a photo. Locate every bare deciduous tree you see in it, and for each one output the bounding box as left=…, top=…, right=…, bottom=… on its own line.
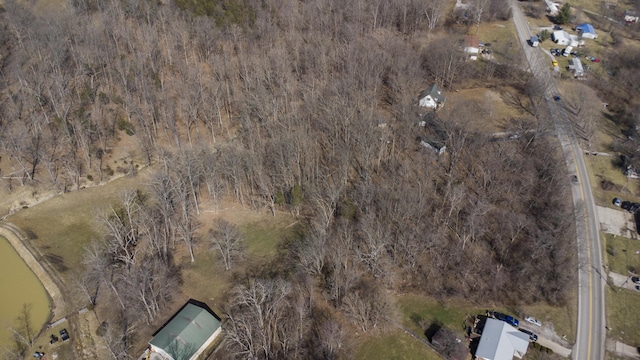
left=209, top=219, right=245, bottom=271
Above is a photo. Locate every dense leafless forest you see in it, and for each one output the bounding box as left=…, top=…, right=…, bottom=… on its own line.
left=0, top=0, right=576, bottom=358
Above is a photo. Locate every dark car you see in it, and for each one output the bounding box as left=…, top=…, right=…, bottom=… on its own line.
left=632, top=276, right=640, bottom=284
left=622, top=201, right=632, bottom=211
left=60, top=328, right=69, bottom=342
left=630, top=203, right=640, bottom=213
left=494, top=312, right=519, bottom=327
left=571, top=175, right=578, bottom=183
left=519, top=328, right=539, bottom=342
left=613, top=198, right=622, bottom=206
left=553, top=25, right=563, bottom=30
left=554, top=95, right=561, bottom=101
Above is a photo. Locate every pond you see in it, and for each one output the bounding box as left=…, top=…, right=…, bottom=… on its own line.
left=0, top=236, right=50, bottom=350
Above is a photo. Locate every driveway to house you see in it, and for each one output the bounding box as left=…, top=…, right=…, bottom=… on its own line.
left=537, top=337, right=572, bottom=357
left=511, top=2, right=605, bottom=360
left=597, top=205, right=637, bottom=239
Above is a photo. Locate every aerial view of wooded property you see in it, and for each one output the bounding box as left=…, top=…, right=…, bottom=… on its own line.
left=1, top=0, right=640, bottom=358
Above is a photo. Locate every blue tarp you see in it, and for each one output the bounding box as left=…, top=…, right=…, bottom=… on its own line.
left=576, top=23, right=596, bottom=34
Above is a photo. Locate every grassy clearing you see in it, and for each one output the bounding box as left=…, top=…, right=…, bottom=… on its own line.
left=241, top=216, right=300, bottom=259
left=476, top=20, right=520, bottom=60
left=397, top=294, right=485, bottom=338
left=604, top=233, right=640, bottom=275
left=606, top=286, right=640, bottom=346
left=397, top=293, right=577, bottom=344
left=7, top=172, right=153, bottom=279
left=354, top=328, right=442, bottom=360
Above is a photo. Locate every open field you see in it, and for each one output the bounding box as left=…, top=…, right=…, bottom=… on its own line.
left=606, top=286, right=640, bottom=346
left=354, top=328, right=442, bottom=360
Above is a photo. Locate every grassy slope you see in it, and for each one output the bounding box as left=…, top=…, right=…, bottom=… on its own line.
left=354, top=329, right=442, bottom=360
left=606, top=286, right=640, bottom=346
left=7, top=172, right=153, bottom=278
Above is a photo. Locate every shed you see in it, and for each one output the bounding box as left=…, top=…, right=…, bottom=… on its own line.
left=576, top=23, right=598, bottom=39
left=624, top=10, right=639, bottom=23
left=475, top=318, right=530, bottom=360
left=148, top=300, right=222, bottom=360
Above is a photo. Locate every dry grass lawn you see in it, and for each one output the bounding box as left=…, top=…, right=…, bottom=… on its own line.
left=354, top=328, right=442, bottom=360
left=606, top=286, right=640, bottom=347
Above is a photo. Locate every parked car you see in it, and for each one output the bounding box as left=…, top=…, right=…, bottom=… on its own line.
left=553, top=25, right=563, bottom=30
left=636, top=285, right=640, bottom=291
left=630, top=203, right=640, bottom=213
left=571, top=175, right=579, bottom=183
left=632, top=276, right=640, bottom=284
left=60, top=328, right=69, bottom=342
left=591, top=58, right=601, bottom=62
left=524, top=316, right=542, bottom=326
left=519, top=328, right=539, bottom=342
left=622, top=201, right=632, bottom=211
left=554, top=95, right=561, bottom=101
left=494, top=312, right=519, bottom=327
left=552, top=59, right=558, bottom=67
left=613, top=198, right=622, bottom=206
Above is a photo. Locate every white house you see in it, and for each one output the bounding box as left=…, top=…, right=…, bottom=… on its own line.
left=464, top=46, right=479, bottom=60
left=476, top=318, right=530, bottom=360
left=553, top=31, right=581, bottom=46
left=146, top=300, right=222, bottom=360
left=552, top=30, right=571, bottom=45
left=419, top=84, right=446, bottom=109
left=464, top=35, right=480, bottom=60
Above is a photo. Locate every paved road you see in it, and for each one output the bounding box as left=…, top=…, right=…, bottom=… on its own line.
left=510, top=3, right=606, bottom=360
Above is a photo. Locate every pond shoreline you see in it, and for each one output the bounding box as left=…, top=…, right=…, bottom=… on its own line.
left=0, top=222, right=65, bottom=325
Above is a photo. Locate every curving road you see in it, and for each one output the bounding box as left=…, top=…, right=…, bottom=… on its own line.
left=509, top=3, right=605, bottom=360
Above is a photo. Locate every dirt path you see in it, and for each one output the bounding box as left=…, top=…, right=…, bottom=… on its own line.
left=0, top=222, right=66, bottom=321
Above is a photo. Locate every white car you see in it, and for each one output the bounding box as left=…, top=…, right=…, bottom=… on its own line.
left=525, top=316, right=542, bottom=326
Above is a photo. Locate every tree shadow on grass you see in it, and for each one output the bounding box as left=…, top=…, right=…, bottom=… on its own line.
left=44, top=253, right=68, bottom=272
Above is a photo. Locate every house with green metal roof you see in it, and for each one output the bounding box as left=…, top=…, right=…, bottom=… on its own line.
left=147, top=299, right=222, bottom=360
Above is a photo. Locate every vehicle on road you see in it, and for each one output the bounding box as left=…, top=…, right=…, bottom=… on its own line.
left=518, top=328, right=539, bottom=342
left=613, top=198, right=622, bottom=207
left=552, top=59, right=558, bottom=67
left=494, top=312, right=519, bottom=327
left=554, top=95, right=561, bottom=101
left=525, top=316, right=542, bottom=326
left=60, top=328, right=69, bottom=342
left=571, top=175, right=578, bottom=183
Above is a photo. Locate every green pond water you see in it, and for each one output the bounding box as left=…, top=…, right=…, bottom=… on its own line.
left=0, top=236, right=50, bottom=350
